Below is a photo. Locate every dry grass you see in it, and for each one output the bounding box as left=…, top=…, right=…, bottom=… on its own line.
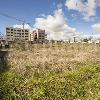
left=1, top=42, right=100, bottom=99
left=7, top=43, right=100, bottom=76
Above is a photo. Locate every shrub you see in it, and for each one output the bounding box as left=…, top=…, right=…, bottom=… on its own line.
left=0, top=62, right=100, bottom=100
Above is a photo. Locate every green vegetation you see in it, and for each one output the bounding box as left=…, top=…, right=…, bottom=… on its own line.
left=0, top=62, right=100, bottom=100
left=0, top=43, right=100, bottom=100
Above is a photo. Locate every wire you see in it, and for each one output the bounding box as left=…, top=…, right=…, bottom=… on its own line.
left=0, top=12, right=25, bottom=23
left=0, top=12, right=33, bottom=30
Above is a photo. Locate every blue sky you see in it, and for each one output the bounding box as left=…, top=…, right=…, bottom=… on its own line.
left=0, top=0, right=100, bottom=39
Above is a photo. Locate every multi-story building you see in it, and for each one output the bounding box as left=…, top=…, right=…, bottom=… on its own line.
left=32, top=29, right=47, bottom=43
left=6, top=27, right=47, bottom=44
left=6, top=27, right=32, bottom=42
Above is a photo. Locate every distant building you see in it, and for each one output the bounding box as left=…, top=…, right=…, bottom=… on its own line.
left=32, top=29, right=47, bottom=43
left=6, top=27, right=33, bottom=42
left=6, top=27, right=48, bottom=44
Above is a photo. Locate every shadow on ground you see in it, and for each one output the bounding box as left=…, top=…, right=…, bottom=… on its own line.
left=0, top=50, right=9, bottom=73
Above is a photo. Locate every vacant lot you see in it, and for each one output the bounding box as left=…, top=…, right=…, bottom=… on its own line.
left=0, top=43, right=100, bottom=100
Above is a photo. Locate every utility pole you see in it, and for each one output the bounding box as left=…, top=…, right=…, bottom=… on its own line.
left=22, top=20, right=26, bottom=30
left=74, top=36, right=76, bottom=43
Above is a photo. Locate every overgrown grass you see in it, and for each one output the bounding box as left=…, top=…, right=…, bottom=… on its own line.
left=0, top=43, right=100, bottom=99
left=0, top=62, right=100, bottom=100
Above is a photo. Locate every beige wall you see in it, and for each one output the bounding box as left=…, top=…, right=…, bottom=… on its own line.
left=32, top=29, right=47, bottom=43
left=6, top=27, right=31, bottom=42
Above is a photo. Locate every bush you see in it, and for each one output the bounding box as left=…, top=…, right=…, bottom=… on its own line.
left=0, top=62, right=100, bottom=100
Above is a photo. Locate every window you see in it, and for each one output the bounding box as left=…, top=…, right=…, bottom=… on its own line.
left=39, top=37, right=42, bottom=39
left=25, top=30, right=29, bottom=32
left=17, top=33, right=21, bottom=35
left=11, top=29, right=13, bottom=31
left=34, top=36, right=37, bottom=39
left=42, top=33, right=44, bottom=34
left=17, top=30, right=21, bottom=32
left=35, top=35, right=37, bottom=37
left=39, top=35, right=41, bottom=37
left=6, top=28, right=10, bottom=30
left=25, top=33, right=28, bottom=35
left=7, top=32, right=10, bottom=33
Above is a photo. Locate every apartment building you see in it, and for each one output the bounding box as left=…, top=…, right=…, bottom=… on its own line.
left=6, top=27, right=32, bottom=42
left=32, top=29, right=47, bottom=43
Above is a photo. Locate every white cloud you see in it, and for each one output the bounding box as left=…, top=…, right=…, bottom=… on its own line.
left=65, top=0, right=99, bottom=21
left=92, top=23, right=100, bottom=31
left=40, top=14, right=46, bottom=18
left=13, top=24, right=33, bottom=32
left=34, top=9, right=79, bottom=40
left=13, top=24, right=30, bottom=29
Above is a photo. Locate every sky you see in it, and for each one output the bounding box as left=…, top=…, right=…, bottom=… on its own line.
left=0, top=0, right=100, bottom=40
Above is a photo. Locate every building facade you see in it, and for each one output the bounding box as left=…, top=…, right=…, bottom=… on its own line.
left=6, top=27, right=32, bottom=42
left=32, top=29, right=47, bottom=43
left=6, top=27, right=47, bottom=43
